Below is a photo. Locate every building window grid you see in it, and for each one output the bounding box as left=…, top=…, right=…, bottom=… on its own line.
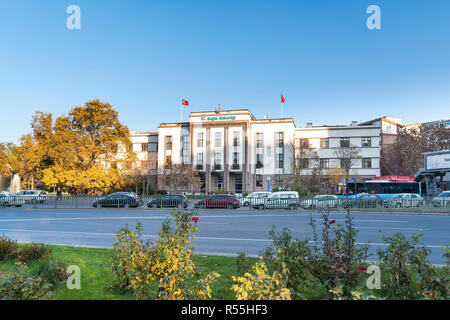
left=256, top=133, right=264, bottom=149
left=215, top=132, right=222, bottom=148
left=233, top=132, right=240, bottom=147
left=165, top=136, right=173, bottom=150
left=362, top=158, right=372, bottom=168
left=340, top=137, right=350, bottom=148
left=197, top=132, right=204, bottom=148
left=361, top=137, right=372, bottom=147
left=277, top=132, right=284, bottom=148
left=320, top=138, right=329, bottom=149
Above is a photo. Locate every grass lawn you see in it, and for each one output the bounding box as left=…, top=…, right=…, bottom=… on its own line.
left=0, top=244, right=253, bottom=300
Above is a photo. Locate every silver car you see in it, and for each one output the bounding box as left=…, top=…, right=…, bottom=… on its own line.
left=0, top=193, right=25, bottom=207
left=432, top=191, right=450, bottom=208
left=14, top=190, right=49, bottom=204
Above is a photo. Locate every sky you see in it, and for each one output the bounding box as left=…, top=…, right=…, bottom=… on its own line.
left=1, top=0, right=450, bottom=143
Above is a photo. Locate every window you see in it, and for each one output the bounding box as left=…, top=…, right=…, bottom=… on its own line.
left=278, top=154, right=284, bottom=169
left=276, top=174, right=283, bottom=185
left=165, top=136, right=173, bottom=150
left=141, top=143, right=148, bottom=152
left=362, top=158, right=372, bottom=168
left=148, top=142, right=158, bottom=152
left=233, top=152, right=239, bottom=165
left=256, top=153, right=263, bottom=168
left=362, top=137, right=371, bottom=147
left=256, top=133, right=264, bottom=148
left=183, top=155, right=190, bottom=164
left=215, top=132, right=222, bottom=147
left=233, top=131, right=240, bottom=147
left=256, top=175, right=263, bottom=187
left=277, top=132, right=284, bottom=148
left=165, top=155, right=172, bottom=166
left=320, top=138, right=329, bottom=149
left=320, top=158, right=329, bottom=168
left=214, top=152, right=221, bottom=169
left=340, top=137, right=350, bottom=148
left=197, top=132, right=204, bottom=148
left=182, top=136, right=189, bottom=150
left=196, top=153, right=203, bottom=169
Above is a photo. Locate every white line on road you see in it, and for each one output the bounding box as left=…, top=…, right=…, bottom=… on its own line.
left=0, top=228, right=445, bottom=248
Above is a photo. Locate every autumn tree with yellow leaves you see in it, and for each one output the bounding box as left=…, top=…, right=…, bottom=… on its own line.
left=11, top=100, right=135, bottom=193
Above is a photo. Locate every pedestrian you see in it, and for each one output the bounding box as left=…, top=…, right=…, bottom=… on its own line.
left=56, top=188, right=62, bottom=200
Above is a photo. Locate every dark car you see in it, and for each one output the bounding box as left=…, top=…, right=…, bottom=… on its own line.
left=93, top=193, right=141, bottom=208
left=147, top=194, right=188, bottom=208
left=342, top=194, right=383, bottom=208
left=195, top=195, right=240, bottom=209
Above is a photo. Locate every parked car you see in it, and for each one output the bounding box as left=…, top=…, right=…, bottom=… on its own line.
left=301, top=195, right=339, bottom=209
left=240, top=192, right=271, bottom=206
left=384, top=193, right=424, bottom=208
left=341, top=194, right=384, bottom=208
left=0, top=193, right=25, bottom=207
left=432, top=191, right=450, bottom=208
left=254, top=191, right=299, bottom=210
left=148, top=194, right=188, bottom=208
left=195, top=195, right=240, bottom=209
left=93, top=193, right=141, bottom=208
left=14, top=190, right=49, bottom=204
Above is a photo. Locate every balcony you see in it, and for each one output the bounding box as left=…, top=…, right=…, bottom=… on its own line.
left=213, top=164, right=222, bottom=171
left=256, top=161, right=263, bottom=169
left=196, top=164, right=204, bottom=170
left=230, top=163, right=241, bottom=170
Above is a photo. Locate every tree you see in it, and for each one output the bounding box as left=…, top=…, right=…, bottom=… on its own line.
left=15, top=100, right=135, bottom=193
left=159, top=163, right=201, bottom=193
left=0, top=142, right=20, bottom=181
left=334, top=145, right=361, bottom=180
left=286, top=140, right=323, bottom=197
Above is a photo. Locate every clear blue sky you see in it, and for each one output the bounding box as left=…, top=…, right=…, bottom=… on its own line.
left=1, top=0, right=450, bottom=143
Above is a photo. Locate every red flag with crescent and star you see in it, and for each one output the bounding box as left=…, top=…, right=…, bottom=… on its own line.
left=281, top=93, right=286, bottom=103
left=182, top=99, right=189, bottom=106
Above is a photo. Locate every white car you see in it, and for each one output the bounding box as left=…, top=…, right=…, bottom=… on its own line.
left=14, top=190, right=49, bottom=204
left=0, top=193, right=25, bottom=207
left=254, top=191, right=299, bottom=210
left=432, top=191, right=450, bottom=208
left=384, top=193, right=424, bottom=208
left=241, top=192, right=271, bottom=206
left=301, top=195, right=339, bottom=209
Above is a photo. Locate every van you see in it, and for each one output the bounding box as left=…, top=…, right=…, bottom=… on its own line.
left=241, top=192, right=272, bottom=206
left=253, top=191, right=299, bottom=210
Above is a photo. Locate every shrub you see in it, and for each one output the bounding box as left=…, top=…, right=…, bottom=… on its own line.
left=377, top=233, right=448, bottom=299
left=0, top=262, right=53, bottom=300
left=236, top=252, right=251, bottom=276
left=0, top=234, right=18, bottom=261
left=262, top=210, right=370, bottom=299
left=262, top=226, right=327, bottom=299
left=29, top=258, right=67, bottom=286
left=111, top=209, right=220, bottom=300
left=18, top=243, right=51, bottom=263
left=231, top=261, right=291, bottom=300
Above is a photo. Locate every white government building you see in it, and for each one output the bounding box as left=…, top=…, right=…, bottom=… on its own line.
left=130, top=109, right=386, bottom=194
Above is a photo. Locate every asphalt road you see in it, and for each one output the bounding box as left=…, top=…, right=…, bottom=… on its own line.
left=0, top=207, right=449, bottom=264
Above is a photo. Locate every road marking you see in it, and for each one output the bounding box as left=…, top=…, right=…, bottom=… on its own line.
left=0, top=217, right=226, bottom=224
left=0, top=228, right=445, bottom=248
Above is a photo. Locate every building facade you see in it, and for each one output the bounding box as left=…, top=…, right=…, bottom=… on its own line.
left=153, top=109, right=382, bottom=194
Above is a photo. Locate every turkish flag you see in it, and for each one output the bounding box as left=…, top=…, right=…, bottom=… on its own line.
left=281, top=93, right=286, bottom=103
left=182, top=99, right=189, bottom=106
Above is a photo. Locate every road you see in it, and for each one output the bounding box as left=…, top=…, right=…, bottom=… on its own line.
left=0, top=207, right=448, bottom=264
